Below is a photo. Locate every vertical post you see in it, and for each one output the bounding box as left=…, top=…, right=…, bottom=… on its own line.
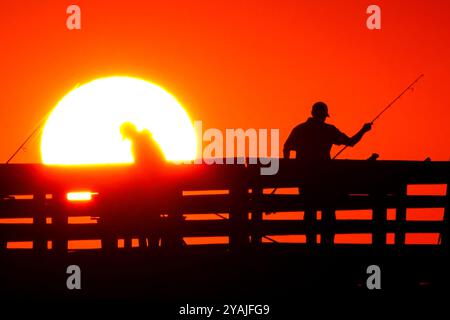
left=229, top=182, right=249, bottom=250
left=124, top=238, right=132, bottom=249
left=372, top=191, right=387, bottom=247
left=320, top=182, right=338, bottom=247
left=99, top=190, right=115, bottom=252
left=302, top=185, right=318, bottom=247
left=51, top=192, right=68, bottom=253
left=0, top=196, right=6, bottom=250
left=395, top=184, right=407, bottom=246
left=442, top=181, right=450, bottom=248
left=33, top=193, right=47, bottom=252
left=250, top=186, right=263, bottom=245
left=162, top=186, right=185, bottom=250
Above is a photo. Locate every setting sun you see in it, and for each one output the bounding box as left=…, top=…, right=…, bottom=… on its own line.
left=40, top=76, right=197, bottom=165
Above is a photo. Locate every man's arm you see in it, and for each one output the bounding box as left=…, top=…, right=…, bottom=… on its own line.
left=345, top=123, right=372, bottom=147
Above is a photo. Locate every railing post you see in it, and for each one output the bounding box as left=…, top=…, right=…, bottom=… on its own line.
left=0, top=196, right=6, bottom=250
left=229, top=182, right=249, bottom=249
left=395, top=184, right=407, bottom=246
left=51, top=192, right=68, bottom=253
left=33, top=193, right=47, bottom=252
left=302, top=184, right=318, bottom=247
left=442, top=181, right=450, bottom=248
left=372, top=191, right=387, bottom=247
left=250, top=186, right=263, bottom=245
left=162, top=187, right=185, bottom=250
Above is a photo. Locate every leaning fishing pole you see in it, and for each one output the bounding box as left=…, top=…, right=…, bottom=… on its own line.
left=5, top=83, right=80, bottom=164
left=333, top=74, right=424, bottom=159
left=6, top=119, right=47, bottom=164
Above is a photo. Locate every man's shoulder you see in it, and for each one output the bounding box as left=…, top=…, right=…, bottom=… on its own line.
left=139, top=129, right=152, bottom=138
left=294, top=120, right=311, bottom=130
left=323, top=123, right=339, bottom=130
left=324, top=123, right=347, bottom=138
left=312, top=121, right=342, bottom=135
left=291, top=119, right=340, bottom=133
left=288, top=123, right=308, bottom=137
left=297, top=119, right=336, bottom=129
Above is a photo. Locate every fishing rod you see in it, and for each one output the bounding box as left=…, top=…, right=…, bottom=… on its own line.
left=332, top=74, right=424, bottom=159
left=6, top=118, right=47, bottom=164
left=6, top=83, right=81, bottom=164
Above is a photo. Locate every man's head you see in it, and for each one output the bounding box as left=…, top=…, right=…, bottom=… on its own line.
left=120, top=121, right=138, bottom=140
left=311, top=101, right=330, bottom=122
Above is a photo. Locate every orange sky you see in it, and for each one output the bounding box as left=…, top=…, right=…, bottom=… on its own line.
left=0, top=0, right=449, bottom=163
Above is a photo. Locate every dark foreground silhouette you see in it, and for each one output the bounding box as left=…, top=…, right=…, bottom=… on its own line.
left=101, top=122, right=183, bottom=250
left=284, top=102, right=373, bottom=246
left=283, top=102, right=372, bottom=162
left=0, top=158, right=449, bottom=304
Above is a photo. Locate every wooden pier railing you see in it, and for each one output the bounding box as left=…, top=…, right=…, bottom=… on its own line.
left=0, top=159, right=449, bottom=252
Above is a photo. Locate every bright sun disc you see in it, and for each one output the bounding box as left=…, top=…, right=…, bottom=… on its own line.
left=41, top=76, right=196, bottom=164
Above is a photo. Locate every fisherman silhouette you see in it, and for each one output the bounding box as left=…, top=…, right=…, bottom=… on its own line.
left=100, top=122, right=167, bottom=251
left=283, top=102, right=372, bottom=246
left=120, top=122, right=166, bottom=168
left=119, top=122, right=184, bottom=250
left=283, top=102, right=372, bottom=161
left=117, top=122, right=167, bottom=250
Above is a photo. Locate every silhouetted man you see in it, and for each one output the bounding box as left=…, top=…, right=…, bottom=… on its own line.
left=120, top=122, right=184, bottom=250
left=118, top=122, right=167, bottom=249
left=283, top=102, right=372, bottom=246
left=283, top=102, right=372, bottom=161
left=120, top=122, right=166, bottom=168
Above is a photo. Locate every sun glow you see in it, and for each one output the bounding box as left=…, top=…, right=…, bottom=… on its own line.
left=41, top=76, right=197, bottom=164
left=66, top=192, right=95, bottom=201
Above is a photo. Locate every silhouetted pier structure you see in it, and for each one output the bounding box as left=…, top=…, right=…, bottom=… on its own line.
left=0, top=159, right=449, bottom=299
left=1, top=159, right=449, bottom=250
